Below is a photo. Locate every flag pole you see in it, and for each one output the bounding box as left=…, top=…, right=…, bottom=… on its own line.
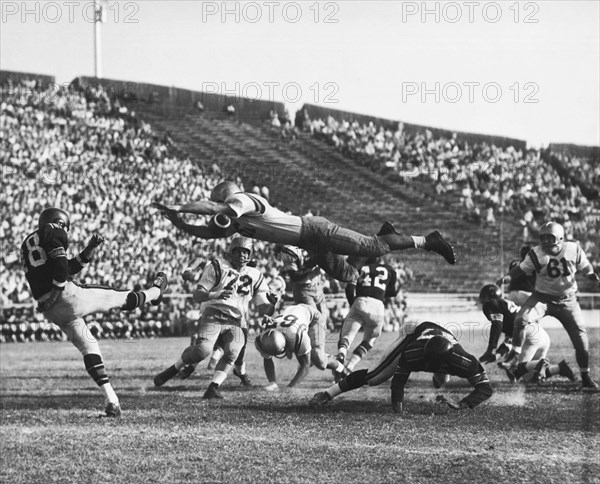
left=94, top=0, right=102, bottom=78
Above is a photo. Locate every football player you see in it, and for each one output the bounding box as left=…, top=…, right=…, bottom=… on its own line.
left=153, top=236, right=275, bottom=398
left=278, top=245, right=327, bottom=311
left=153, top=180, right=456, bottom=284
left=336, top=257, right=399, bottom=374
left=21, top=207, right=168, bottom=417
left=180, top=245, right=256, bottom=386
left=505, top=245, right=536, bottom=306
left=309, top=321, right=493, bottom=413
left=478, top=284, right=575, bottom=383
left=498, top=222, right=600, bottom=389
left=254, top=303, right=346, bottom=389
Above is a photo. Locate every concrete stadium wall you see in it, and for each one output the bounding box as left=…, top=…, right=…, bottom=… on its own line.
left=301, top=103, right=527, bottom=151
left=74, top=76, right=284, bottom=123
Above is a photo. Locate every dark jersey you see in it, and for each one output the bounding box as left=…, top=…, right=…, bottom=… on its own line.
left=21, top=224, right=85, bottom=299
left=354, top=262, right=398, bottom=302
left=395, top=322, right=492, bottom=408
left=507, top=259, right=535, bottom=293
left=482, top=298, right=519, bottom=351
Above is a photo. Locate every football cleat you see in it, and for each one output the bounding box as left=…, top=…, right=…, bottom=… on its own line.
left=154, top=365, right=178, bottom=387
left=203, top=383, right=224, bottom=399
left=335, top=352, right=345, bottom=365
left=178, top=364, right=196, bottom=380
left=558, top=360, right=576, bottom=382
left=581, top=373, right=599, bottom=390
left=531, top=358, right=549, bottom=384
left=333, top=368, right=349, bottom=384
left=424, top=231, right=456, bottom=265
left=105, top=402, right=121, bottom=418
left=498, top=361, right=517, bottom=383
left=377, top=221, right=398, bottom=236
left=150, top=272, right=168, bottom=306
left=309, top=392, right=332, bottom=408
left=233, top=367, right=253, bottom=387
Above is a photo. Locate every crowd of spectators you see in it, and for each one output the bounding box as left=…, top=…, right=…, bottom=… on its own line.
left=298, top=110, right=600, bottom=267
left=0, top=78, right=410, bottom=343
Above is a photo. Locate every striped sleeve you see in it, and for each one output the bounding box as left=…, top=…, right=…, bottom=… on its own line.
left=519, top=248, right=538, bottom=274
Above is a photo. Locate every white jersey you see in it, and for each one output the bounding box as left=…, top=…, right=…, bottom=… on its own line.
left=520, top=242, right=590, bottom=297
left=198, top=258, right=269, bottom=326
left=257, top=304, right=324, bottom=359
left=225, top=193, right=302, bottom=246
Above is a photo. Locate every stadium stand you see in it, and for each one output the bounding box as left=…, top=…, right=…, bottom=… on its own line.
left=1, top=71, right=598, bottom=343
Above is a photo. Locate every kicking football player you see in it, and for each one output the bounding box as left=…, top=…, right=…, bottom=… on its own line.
left=153, top=236, right=275, bottom=398
left=153, top=180, right=456, bottom=283
left=478, top=284, right=575, bottom=383
left=498, top=222, right=600, bottom=389
left=309, top=321, right=493, bottom=413
left=336, top=257, right=399, bottom=374
left=254, top=303, right=346, bottom=389
left=21, top=207, right=168, bottom=417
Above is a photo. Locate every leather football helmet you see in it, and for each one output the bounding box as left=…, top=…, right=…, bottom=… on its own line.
left=210, top=181, right=241, bottom=202
left=38, top=207, right=70, bottom=232
left=479, top=284, right=502, bottom=303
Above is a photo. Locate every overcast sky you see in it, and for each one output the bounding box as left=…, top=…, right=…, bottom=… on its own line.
left=2, top=1, right=598, bottom=147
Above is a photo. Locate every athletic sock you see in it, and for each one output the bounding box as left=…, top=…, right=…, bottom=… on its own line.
left=325, top=384, right=343, bottom=399
left=411, top=236, right=426, bottom=248
left=122, top=291, right=147, bottom=310
left=212, top=370, right=228, bottom=386
left=84, top=353, right=109, bottom=386
left=143, top=287, right=161, bottom=302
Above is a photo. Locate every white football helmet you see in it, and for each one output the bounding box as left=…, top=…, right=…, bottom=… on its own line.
left=257, top=329, right=286, bottom=357
left=210, top=181, right=241, bottom=202
left=228, top=236, right=253, bottom=269
left=539, top=222, right=564, bottom=255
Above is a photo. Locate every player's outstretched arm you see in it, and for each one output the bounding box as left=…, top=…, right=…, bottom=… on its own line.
left=288, top=354, right=311, bottom=388
left=154, top=200, right=235, bottom=217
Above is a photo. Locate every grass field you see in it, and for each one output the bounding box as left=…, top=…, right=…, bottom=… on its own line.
left=1, top=320, right=600, bottom=484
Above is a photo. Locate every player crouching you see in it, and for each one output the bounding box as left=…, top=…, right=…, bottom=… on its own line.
left=254, top=303, right=346, bottom=390
left=22, top=208, right=169, bottom=417
left=309, top=321, right=493, bottom=413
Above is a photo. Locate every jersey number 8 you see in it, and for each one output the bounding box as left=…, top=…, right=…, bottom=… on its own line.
left=24, top=233, right=47, bottom=269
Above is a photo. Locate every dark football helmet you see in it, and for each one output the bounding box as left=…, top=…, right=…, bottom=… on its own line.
left=424, top=336, right=454, bottom=365
left=38, top=207, right=70, bottom=232
left=479, top=284, right=502, bottom=303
